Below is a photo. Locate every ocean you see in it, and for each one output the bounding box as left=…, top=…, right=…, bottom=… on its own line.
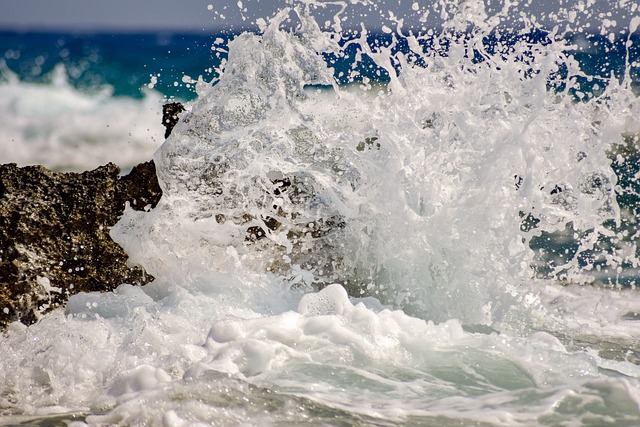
left=2, top=1, right=640, bottom=425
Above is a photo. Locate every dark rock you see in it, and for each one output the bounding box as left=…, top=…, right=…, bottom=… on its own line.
left=0, top=161, right=162, bottom=329
left=162, top=102, right=185, bottom=138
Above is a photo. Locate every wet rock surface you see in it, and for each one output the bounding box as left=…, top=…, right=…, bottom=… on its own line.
left=162, top=102, right=185, bottom=139
left=0, top=161, right=162, bottom=329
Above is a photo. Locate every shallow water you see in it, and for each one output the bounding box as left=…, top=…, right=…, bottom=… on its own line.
left=2, top=1, right=640, bottom=426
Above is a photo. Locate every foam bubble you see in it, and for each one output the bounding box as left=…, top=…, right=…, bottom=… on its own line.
left=298, top=283, right=350, bottom=315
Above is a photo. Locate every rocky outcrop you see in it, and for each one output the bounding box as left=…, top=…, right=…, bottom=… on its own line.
left=0, top=161, right=162, bottom=329
left=162, top=102, right=185, bottom=139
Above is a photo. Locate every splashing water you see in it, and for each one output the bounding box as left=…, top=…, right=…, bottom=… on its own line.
left=2, top=1, right=640, bottom=425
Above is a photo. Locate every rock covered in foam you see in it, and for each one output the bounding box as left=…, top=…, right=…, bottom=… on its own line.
left=0, top=161, right=162, bottom=329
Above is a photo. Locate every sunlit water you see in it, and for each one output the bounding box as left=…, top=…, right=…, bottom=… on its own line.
left=2, top=1, right=640, bottom=426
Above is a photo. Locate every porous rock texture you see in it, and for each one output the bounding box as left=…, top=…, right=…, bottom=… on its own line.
left=162, top=102, right=185, bottom=139
left=0, top=161, right=162, bottom=329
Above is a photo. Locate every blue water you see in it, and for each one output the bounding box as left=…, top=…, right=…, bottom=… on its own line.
left=3, top=29, right=638, bottom=99
left=0, top=30, right=229, bottom=100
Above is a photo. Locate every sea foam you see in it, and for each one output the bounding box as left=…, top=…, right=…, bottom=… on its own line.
left=0, top=61, right=164, bottom=171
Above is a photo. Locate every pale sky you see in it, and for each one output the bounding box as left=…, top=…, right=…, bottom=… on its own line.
left=0, top=0, right=275, bottom=32
left=0, top=0, right=635, bottom=34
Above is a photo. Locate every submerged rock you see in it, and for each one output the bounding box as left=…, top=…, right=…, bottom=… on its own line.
left=0, top=161, right=162, bottom=329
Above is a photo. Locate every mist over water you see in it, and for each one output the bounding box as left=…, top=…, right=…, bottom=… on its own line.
left=2, top=1, right=640, bottom=425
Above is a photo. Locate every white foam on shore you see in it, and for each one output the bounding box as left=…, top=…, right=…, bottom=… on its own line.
left=0, top=62, right=164, bottom=172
